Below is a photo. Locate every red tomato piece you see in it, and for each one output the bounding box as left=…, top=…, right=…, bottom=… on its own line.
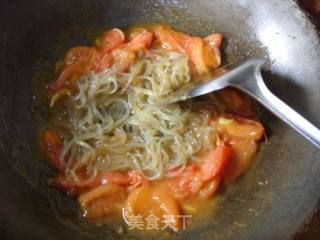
left=217, top=88, right=256, bottom=118
left=167, top=165, right=204, bottom=200
left=154, top=25, right=186, bottom=52
left=185, top=37, right=208, bottom=75
left=95, top=52, right=113, bottom=72
left=78, top=184, right=127, bottom=219
left=217, top=115, right=265, bottom=141
left=126, top=27, right=149, bottom=41
left=98, top=28, right=125, bottom=52
left=53, top=170, right=146, bottom=192
left=124, top=182, right=181, bottom=230
left=123, top=31, right=153, bottom=52
left=223, top=139, right=258, bottom=185
left=198, top=176, right=221, bottom=199
left=204, top=33, right=223, bottom=49
left=154, top=25, right=222, bottom=75
left=111, top=48, right=136, bottom=72
left=64, top=46, right=99, bottom=66
left=41, top=128, right=63, bottom=171
left=200, top=143, right=233, bottom=182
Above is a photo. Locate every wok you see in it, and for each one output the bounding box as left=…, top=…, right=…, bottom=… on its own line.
left=0, top=0, right=319, bottom=239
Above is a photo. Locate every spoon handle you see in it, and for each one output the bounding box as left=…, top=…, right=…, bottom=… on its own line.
left=235, top=62, right=320, bottom=148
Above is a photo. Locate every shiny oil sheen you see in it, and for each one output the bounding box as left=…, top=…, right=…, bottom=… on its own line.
left=0, top=0, right=319, bottom=240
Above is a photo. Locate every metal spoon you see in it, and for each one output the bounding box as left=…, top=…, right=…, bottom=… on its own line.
left=177, top=58, right=320, bottom=148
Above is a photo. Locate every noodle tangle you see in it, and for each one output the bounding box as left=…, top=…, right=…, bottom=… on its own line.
left=60, top=51, right=217, bottom=181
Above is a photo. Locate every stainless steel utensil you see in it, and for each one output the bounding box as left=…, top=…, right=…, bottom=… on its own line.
left=181, top=58, right=320, bottom=148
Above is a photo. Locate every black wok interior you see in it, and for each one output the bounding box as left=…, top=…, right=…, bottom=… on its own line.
left=0, top=0, right=320, bottom=239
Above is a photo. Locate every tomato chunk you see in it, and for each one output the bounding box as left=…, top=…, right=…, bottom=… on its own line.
left=41, top=128, right=63, bottom=171
left=223, top=139, right=258, bottom=185
left=53, top=170, right=147, bottom=192
left=198, top=176, right=221, bottom=199
left=167, top=165, right=203, bottom=200
left=185, top=37, right=208, bottom=75
left=64, top=46, right=98, bottom=66
left=126, top=27, right=149, bottom=41
left=217, top=88, right=256, bottom=118
left=215, top=114, right=264, bottom=185
left=78, top=184, right=127, bottom=219
left=167, top=144, right=231, bottom=200
left=111, top=48, right=136, bottom=72
left=154, top=25, right=222, bottom=75
left=48, top=47, right=99, bottom=91
left=124, top=182, right=181, bottom=230
left=154, top=25, right=187, bottom=52
left=204, top=33, right=223, bottom=49
left=47, top=62, right=84, bottom=90
left=203, top=42, right=221, bottom=69
left=90, top=171, right=131, bottom=187
left=53, top=171, right=129, bottom=190
left=95, top=52, right=113, bottom=72
left=217, top=115, right=264, bottom=141
left=98, top=28, right=125, bottom=52
left=200, top=143, right=233, bottom=182
left=123, top=31, right=153, bottom=52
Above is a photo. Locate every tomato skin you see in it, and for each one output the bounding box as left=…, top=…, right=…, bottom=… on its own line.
left=185, top=37, right=208, bottom=75
left=48, top=47, right=99, bottom=91
left=223, top=139, right=258, bottom=185
left=126, top=27, right=149, bottom=41
left=200, top=143, right=233, bottom=182
left=64, top=46, right=98, bottom=66
left=204, top=33, right=223, bottom=49
left=41, top=128, right=63, bottom=171
left=53, top=170, right=147, bottom=192
left=47, top=62, right=85, bottom=90
left=203, top=43, right=221, bottom=69
left=95, top=52, right=113, bottom=72
left=217, top=115, right=265, bottom=141
left=198, top=176, right=221, bottom=199
left=154, top=25, right=187, bottom=51
left=168, top=165, right=203, bottom=200
left=167, top=143, right=231, bottom=201
left=78, top=184, right=127, bottom=219
left=123, top=31, right=153, bottom=52
left=98, top=28, right=125, bottom=52
left=54, top=171, right=126, bottom=190
left=90, top=171, right=131, bottom=187
left=214, top=114, right=264, bottom=185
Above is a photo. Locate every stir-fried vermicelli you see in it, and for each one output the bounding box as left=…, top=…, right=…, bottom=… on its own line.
left=60, top=51, right=216, bottom=181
